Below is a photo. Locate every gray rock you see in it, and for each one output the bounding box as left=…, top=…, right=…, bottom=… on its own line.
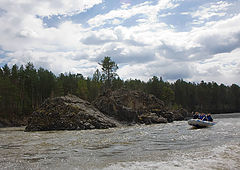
left=25, top=91, right=191, bottom=131
left=138, top=112, right=167, bottom=124
left=25, top=95, right=119, bottom=132
left=172, top=108, right=191, bottom=121
left=93, top=89, right=168, bottom=124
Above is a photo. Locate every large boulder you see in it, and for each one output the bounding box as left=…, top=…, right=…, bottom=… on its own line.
left=25, top=95, right=119, bottom=132
left=172, top=108, right=192, bottom=121
left=138, top=112, right=167, bottom=124
left=93, top=89, right=170, bottom=124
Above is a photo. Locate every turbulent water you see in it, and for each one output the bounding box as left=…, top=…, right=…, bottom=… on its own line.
left=1, top=113, right=240, bottom=170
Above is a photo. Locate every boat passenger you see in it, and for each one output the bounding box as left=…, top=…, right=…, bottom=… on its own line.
left=198, top=113, right=203, bottom=119
left=207, top=114, right=213, bottom=122
left=193, top=112, right=199, bottom=119
left=199, top=113, right=207, bottom=121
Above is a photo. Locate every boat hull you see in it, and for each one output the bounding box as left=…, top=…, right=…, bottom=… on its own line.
left=188, top=119, right=216, bottom=128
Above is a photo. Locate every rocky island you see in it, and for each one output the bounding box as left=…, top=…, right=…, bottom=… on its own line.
left=25, top=89, right=191, bottom=131
left=25, top=95, right=119, bottom=131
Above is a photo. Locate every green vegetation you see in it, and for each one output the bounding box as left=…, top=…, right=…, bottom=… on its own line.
left=0, top=57, right=240, bottom=123
left=99, top=56, right=118, bottom=88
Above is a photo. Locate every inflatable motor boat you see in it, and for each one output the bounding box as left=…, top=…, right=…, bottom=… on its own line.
left=188, top=119, right=216, bottom=128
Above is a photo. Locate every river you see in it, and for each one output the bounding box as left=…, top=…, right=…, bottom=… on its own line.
left=0, top=113, right=240, bottom=170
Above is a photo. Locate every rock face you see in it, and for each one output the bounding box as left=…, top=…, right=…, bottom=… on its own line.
left=93, top=89, right=173, bottom=124
left=138, top=113, right=167, bottom=124
left=25, top=95, right=118, bottom=132
left=172, top=108, right=192, bottom=121
left=25, top=90, right=191, bottom=131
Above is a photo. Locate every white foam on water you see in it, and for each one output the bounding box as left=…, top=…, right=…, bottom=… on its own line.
left=102, top=142, right=240, bottom=170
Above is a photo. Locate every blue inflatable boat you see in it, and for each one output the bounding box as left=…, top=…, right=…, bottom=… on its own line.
left=188, top=119, right=216, bottom=128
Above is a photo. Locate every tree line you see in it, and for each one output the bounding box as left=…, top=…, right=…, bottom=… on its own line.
left=0, top=57, right=240, bottom=122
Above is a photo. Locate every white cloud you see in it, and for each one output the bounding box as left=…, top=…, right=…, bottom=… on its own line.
left=88, top=0, right=178, bottom=27
left=0, top=0, right=102, bottom=50
left=0, top=0, right=102, bottom=17
left=6, top=49, right=98, bottom=76
left=0, top=0, right=239, bottom=85
left=118, top=64, right=151, bottom=81
left=121, top=3, right=131, bottom=9
left=192, top=14, right=240, bottom=55
left=191, top=1, right=231, bottom=22
left=190, top=48, right=240, bottom=85
left=115, top=12, right=240, bottom=83
left=0, top=0, right=102, bottom=74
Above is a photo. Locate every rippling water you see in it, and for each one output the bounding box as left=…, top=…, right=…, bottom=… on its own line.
left=1, top=113, right=240, bottom=170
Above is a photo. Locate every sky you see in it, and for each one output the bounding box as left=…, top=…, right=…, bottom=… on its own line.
left=0, top=0, right=240, bottom=85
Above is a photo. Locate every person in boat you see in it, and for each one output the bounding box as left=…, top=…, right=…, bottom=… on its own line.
left=193, top=112, right=199, bottom=119
left=207, top=113, right=213, bottom=122
left=199, top=113, right=207, bottom=121
left=198, top=112, right=203, bottom=119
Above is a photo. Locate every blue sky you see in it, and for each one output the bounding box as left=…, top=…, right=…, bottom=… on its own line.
left=0, top=0, right=240, bottom=85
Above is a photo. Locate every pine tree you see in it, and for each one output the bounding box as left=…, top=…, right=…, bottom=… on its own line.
left=99, top=56, right=118, bottom=88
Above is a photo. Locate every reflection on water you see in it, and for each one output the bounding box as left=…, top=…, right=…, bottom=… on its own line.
left=0, top=113, right=240, bottom=169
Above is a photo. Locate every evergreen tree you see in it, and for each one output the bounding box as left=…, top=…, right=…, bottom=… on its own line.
left=1, top=61, right=240, bottom=125
left=99, top=56, right=118, bottom=88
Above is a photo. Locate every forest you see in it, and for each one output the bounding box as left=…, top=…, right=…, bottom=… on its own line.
left=0, top=57, right=240, bottom=125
